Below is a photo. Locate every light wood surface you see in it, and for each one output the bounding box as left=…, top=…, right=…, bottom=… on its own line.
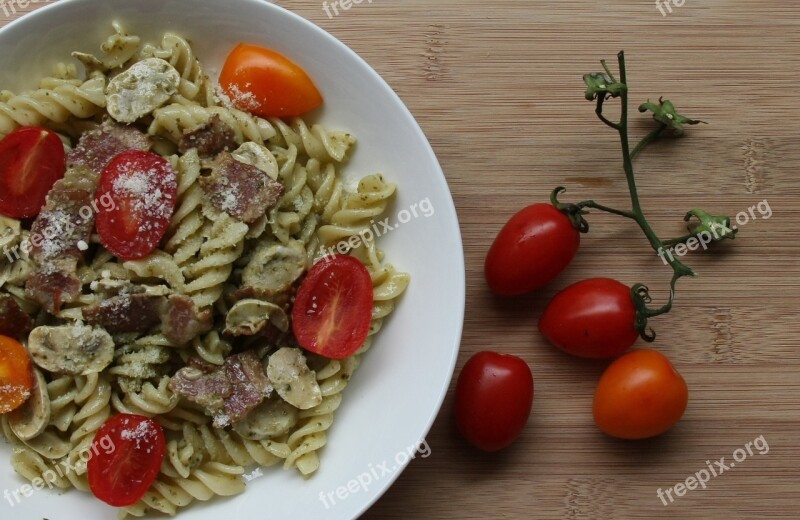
left=4, top=1, right=799, bottom=518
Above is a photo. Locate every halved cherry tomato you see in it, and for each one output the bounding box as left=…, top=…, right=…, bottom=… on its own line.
left=593, top=349, right=688, bottom=440
left=485, top=204, right=580, bottom=296
left=292, top=255, right=373, bottom=359
left=0, top=335, right=34, bottom=414
left=220, top=43, right=323, bottom=118
left=539, top=278, right=639, bottom=359
left=96, top=150, right=177, bottom=261
left=455, top=352, right=533, bottom=452
left=0, top=126, right=66, bottom=218
left=87, top=413, right=166, bottom=507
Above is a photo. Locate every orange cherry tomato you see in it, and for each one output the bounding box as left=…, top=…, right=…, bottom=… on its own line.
left=593, top=349, right=688, bottom=440
left=220, top=43, right=323, bottom=118
left=0, top=335, right=34, bottom=414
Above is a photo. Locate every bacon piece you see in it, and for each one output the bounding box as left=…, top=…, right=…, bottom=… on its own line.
left=161, top=295, right=213, bottom=346
left=169, top=366, right=232, bottom=411
left=220, top=351, right=272, bottom=426
left=169, top=350, right=271, bottom=427
left=82, top=294, right=163, bottom=334
left=25, top=187, right=93, bottom=313
left=24, top=264, right=82, bottom=315
left=0, top=294, right=33, bottom=339
left=30, top=189, right=94, bottom=263
left=179, top=115, right=237, bottom=157
left=200, top=152, right=284, bottom=223
left=83, top=291, right=212, bottom=343
left=67, top=119, right=152, bottom=175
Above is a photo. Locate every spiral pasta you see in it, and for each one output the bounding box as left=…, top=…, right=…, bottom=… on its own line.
left=182, top=213, right=249, bottom=309
left=121, top=462, right=247, bottom=518
left=268, top=117, right=355, bottom=163
left=316, top=173, right=397, bottom=246
left=72, top=21, right=140, bottom=74
left=149, top=103, right=278, bottom=144
left=0, top=75, right=106, bottom=138
left=164, top=150, right=206, bottom=265
left=1, top=24, right=410, bottom=517
left=140, top=33, right=208, bottom=103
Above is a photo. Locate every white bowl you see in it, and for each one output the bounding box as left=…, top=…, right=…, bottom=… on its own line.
left=0, top=1, right=465, bottom=518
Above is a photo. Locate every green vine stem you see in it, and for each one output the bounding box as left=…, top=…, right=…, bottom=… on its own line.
left=566, top=51, right=718, bottom=341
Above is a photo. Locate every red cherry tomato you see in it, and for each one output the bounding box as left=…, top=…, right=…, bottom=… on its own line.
left=292, top=255, right=374, bottom=360
left=220, top=43, right=323, bottom=118
left=0, top=335, right=34, bottom=414
left=455, top=352, right=533, bottom=452
left=87, top=413, right=166, bottom=507
left=0, top=126, right=66, bottom=218
left=96, top=150, right=177, bottom=261
left=593, top=349, right=688, bottom=439
left=539, top=278, right=639, bottom=359
left=485, top=204, right=580, bottom=296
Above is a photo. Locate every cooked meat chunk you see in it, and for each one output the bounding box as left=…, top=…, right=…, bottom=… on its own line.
left=0, top=294, right=33, bottom=339
left=25, top=260, right=82, bottom=315
left=169, top=350, right=272, bottom=427
left=82, top=293, right=163, bottom=334
left=28, top=324, right=114, bottom=375
left=30, top=189, right=95, bottom=264
left=179, top=115, right=237, bottom=157
left=221, top=351, right=273, bottom=427
left=26, top=189, right=95, bottom=313
left=169, top=366, right=232, bottom=411
left=67, top=119, right=152, bottom=175
left=83, top=292, right=212, bottom=344
left=200, top=152, right=284, bottom=223
left=161, top=294, right=213, bottom=346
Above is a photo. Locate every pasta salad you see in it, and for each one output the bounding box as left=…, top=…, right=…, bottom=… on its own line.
left=0, top=22, right=408, bottom=517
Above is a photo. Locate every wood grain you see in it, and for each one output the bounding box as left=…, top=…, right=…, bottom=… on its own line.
left=4, top=1, right=799, bottom=518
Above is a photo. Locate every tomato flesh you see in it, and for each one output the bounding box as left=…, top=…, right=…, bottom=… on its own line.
left=455, top=351, right=533, bottom=452
left=292, top=255, right=373, bottom=360
left=220, top=43, right=323, bottom=118
left=87, top=414, right=166, bottom=507
left=0, top=335, right=34, bottom=414
left=485, top=204, right=580, bottom=296
left=95, top=151, right=177, bottom=261
left=0, top=126, right=66, bottom=218
left=593, top=349, right=688, bottom=440
left=539, top=277, right=639, bottom=359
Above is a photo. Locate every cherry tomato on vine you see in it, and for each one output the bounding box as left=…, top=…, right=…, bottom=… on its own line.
left=539, top=277, right=639, bottom=359
left=0, top=126, right=66, bottom=219
left=292, top=255, right=374, bottom=360
left=95, top=150, right=177, bottom=261
left=455, top=352, right=533, bottom=452
left=220, top=43, right=323, bottom=118
left=593, top=349, right=688, bottom=440
left=87, top=413, right=166, bottom=507
left=485, top=204, right=580, bottom=296
left=0, top=335, right=33, bottom=414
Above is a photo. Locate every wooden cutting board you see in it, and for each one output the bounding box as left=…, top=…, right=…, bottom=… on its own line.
left=4, top=1, right=799, bottom=518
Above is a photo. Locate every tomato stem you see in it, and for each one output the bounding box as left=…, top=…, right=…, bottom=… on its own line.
left=576, top=51, right=703, bottom=340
